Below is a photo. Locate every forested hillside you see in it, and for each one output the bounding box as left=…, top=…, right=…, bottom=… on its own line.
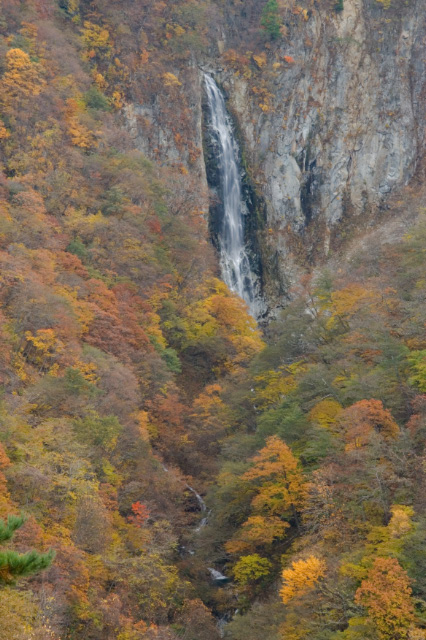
left=1, top=0, right=426, bottom=639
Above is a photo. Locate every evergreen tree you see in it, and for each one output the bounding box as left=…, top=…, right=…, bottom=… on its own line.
left=261, top=0, right=282, bottom=40
left=0, top=515, right=54, bottom=586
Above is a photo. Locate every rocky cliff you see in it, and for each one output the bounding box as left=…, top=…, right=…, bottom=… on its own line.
left=125, top=0, right=426, bottom=311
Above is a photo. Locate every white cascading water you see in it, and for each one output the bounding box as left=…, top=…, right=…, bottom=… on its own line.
left=204, top=74, right=260, bottom=317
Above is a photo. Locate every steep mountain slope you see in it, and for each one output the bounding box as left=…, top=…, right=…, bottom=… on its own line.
left=0, top=2, right=262, bottom=637
left=1, top=1, right=426, bottom=639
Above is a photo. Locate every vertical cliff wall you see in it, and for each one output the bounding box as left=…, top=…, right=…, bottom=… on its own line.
left=123, top=0, right=426, bottom=312
left=218, top=0, right=426, bottom=301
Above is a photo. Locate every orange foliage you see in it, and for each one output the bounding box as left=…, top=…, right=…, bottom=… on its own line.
left=355, top=557, right=415, bottom=640
left=244, top=436, right=306, bottom=517
left=339, top=399, right=399, bottom=450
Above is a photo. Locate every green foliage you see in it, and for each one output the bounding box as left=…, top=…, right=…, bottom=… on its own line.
left=0, top=548, right=55, bottom=585
left=162, top=347, right=182, bottom=373
left=0, top=515, right=25, bottom=543
left=232, top=554, right=272, bottom=586
left=73, top=412, right=122, bottom=450
left=261, top=0, right=282, bottom=40
left=67, top=237, right=89, bottom=260
left=256, top=399, right=308, bottom=444
left=408, top=350, right=426, bottom=392
left=84, top=86, right=110, bottom=111
left=0, top=515, right=54, bottom=586
left=335, top=0, right=344, bottom=11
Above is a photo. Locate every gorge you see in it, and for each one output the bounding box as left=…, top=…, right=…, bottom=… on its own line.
left=2, top=1, right=426, bottom=640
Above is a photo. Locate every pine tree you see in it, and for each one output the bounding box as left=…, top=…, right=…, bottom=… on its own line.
left=261, top=0, right=282, bottom=40
left=0, top=515, right=54, bottom=586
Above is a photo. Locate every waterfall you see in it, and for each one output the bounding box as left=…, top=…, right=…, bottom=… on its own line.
left=204, top=74, right=261, bottom=318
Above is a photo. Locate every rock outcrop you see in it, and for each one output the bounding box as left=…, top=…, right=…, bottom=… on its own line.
left=219, top=0, right=426, bottom=287
left=125, top=0, right=426, bottom=311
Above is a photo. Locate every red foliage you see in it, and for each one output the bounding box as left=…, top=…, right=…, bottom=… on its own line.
left=128, top=501, right=150, bottom=526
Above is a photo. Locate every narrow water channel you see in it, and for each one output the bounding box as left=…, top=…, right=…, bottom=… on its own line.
left=204, top=74, right=261, bottom=318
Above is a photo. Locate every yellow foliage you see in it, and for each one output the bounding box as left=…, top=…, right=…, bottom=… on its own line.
left=172, top=24, right=186, bottom=37
left=65, top=98, right=96, bottom=149
left=0, top=588, right=38, bottom=639
left=71, top=361, right=98, bottom=383
left=181, top=278, right=263, bottom=369
left=308, top=399, right=342, bottom=429
left=232, top=554, right=272, bottom=586
left=81, top=21, right=112, bottom=59
left=24, top=329, right=65, bottom=369
left=0, top=48, right=45, bottom=111
left=254, top=370, right=295, bottom=407
left=0, top=119, right=10, bottom=139
left=340, top=561, right=369, bottom=582
left=191, top=384, right=224, bottom=418
left=252, top=85, right=274, bottom=112
left=280, top=556, right=326, bottom=603
left=327, top=285, right=377, bottom=329
left=68, top=0, right=80, bottom=15
left=388, top=505, right=414, bottom=539
left=162, top=72, right=182, bottom=87
left=145, top=308, right=167, bottom=349
left=11, top=352, right=29, bottom=382
left=241, top=515, right=289, bottom=544
left=244, top=436, right=306, bottom=516
left=54, top=284, right=94, bottom=334
left=253, top=52, right=267, bottom=68
left=111, top=90, right=124, bottom=109
left=93, top=71, right=108, bottom=90
left=226, top=515, right=289, bottom=554
left=279, top=613, right=310, bottom=640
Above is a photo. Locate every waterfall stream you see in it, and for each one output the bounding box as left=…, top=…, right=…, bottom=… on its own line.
left=204, top=74, right=261, bottom=318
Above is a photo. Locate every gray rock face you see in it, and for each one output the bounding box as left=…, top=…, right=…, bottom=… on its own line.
left=220, top=0, right=426, bottom=268
left=123, top=0, right=426, bottom=311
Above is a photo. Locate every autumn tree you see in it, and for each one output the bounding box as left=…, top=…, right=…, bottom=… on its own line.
left=280, top=555, right=326, bottom=604
left=128, top=501, right=150, bottom=527
left=243, top=436, right=306, bottom=526
left=338, top=399, right=399, bottom=450
left=0, top=48, right=45, bottom=113
left=232, top=554, right=272, bottom=586
left=355, top=557, right=416, bottom=640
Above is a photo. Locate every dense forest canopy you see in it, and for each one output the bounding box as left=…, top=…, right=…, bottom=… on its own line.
left=0, top=0, right=426, bottom=639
